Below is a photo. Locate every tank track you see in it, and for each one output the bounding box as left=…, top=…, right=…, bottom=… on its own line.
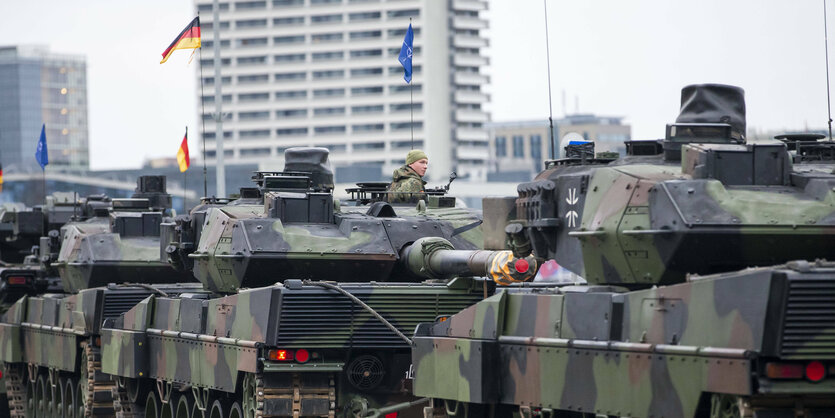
left=112, top=382, right=144, bottom=418
left=3, top=363, right=26, bottom=417
left=256, top=372, right=336, bottom=418
left=81, top=341, right=116, bottom=416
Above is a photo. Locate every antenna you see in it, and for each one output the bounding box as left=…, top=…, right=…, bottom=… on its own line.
left=825, top=0, right=833, bottom=140
left=543, top=0, right=556, bottom=160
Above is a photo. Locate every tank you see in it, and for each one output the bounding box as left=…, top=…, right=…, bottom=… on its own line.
left=411, top=84, right=835, bottom=417
left=0, top=149, right=537, bottom=417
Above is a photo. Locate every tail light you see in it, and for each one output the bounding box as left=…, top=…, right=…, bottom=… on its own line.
left=806, top=361, right=826, bottom=382
left=6, top=276, right=28, bottom=285
left=766, top=361, right=828, bottom=382
left=266, top=348, right=313, bottom=363
left=385, top=413, right=398, bottom=418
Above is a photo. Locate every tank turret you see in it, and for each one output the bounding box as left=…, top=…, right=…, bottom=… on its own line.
left=485, top=83, right=835, bottom=288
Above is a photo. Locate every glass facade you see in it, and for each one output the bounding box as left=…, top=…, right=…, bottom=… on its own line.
left=0, top=46, right=89, bottom=171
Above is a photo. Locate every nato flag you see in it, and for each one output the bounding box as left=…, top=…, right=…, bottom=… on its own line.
left=35, top=124, right=48, bottom=169
left=398, top=23, right=414, bottom=83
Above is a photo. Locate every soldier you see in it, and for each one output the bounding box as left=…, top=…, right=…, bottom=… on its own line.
left=388, top=149, right=428, bottom=203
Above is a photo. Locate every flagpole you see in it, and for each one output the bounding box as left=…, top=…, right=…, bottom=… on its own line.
left=41, top=168, right=46, bottom=236
left=183, top=170, right=187, bottom=214
left=197, top=14, right=209, bottom=198
left=409, top=18, right=414, bottom=150
left=543, top=0, right=557, bottom=160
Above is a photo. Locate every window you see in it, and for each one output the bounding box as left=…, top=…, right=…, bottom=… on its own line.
left=313, top=69, right=344, bottom=79
left=275, top=90, right=307, bottom=99
left=237, top=74, right=269, bottom=83
left=530, top=135, right=542, bottom=160
left=274, top=16, right=305, bottom=25
left=202, top=76, right=231, bottom=85
left=351, top=105, right=383, bottom=114
left=311, top=0, right=341, bottom=4
left=352, top=124, right=383, bottom=132
left=203, top=21, right=230, bottom=31
left=354, top=142, right=384, bottom=150
left=311, top=14, right=342, bottom=24
left=311, top=32, right=343, bottom=43
left=240, top=148, right=271, bottom=156
left=236, top=56, right=267, bottom=65
left=202, top=40, right=230, bottom=49
left=240, top=129, right=271, bottom=139
left=202, top=131, right=233, bottom=140
left=274, top=53, right=306, bottom=63
left=198, top=3, right=229, bottom=12
left=351, top=86, right=383, bottom=96
left=277, top=127, right=309, bottom=136
left=387, top=27, right=420, bottom=38
left=313, top=107, right=345, bottom=116
left=200, top=58, right=230, bottom=66
left=390, top=122, right=422, bottom=131
left=387, top=9, right=419, bottom=18
left=312, top=51, right=343, bottom=61
left=314, top=125, right=346, bottom=134
left=319, top=144, right=347, bottom=152
left=350, top=49, right=382, bottom=58
left=238, top=92, right=269, bottom=102
left=495, top=136, right=507, bottom=157
left=206, top=150, right=234, bottom=158
left=277, top=108, right=308, bottom=118
left=350, top=67, right=382, bottom=77
left=235, top=1, right=266, bottom=9
left=350, top=30, right=381, bottom=40
left=274, top=72, right=306, bottom=81
left=388, top=65, right=421, bottom=75
left=389, top=84, right=421, bottom=94
left=239, top=111, right=270, bottom=120
left=392, top=140, right=424, bottom=149
left=313, top=88, right=345, bottom=98
left=236, top=19, right=267, bottom=28
left=349, top=11, right=380, bottom=21
left=273, top=0, right=303, bottom=6
left=388, top=46, right=421, bottom=57
left=513, top=135, right=524, bottom=158
left=237, top=37, right=268, bottom=47
left=202, top=95, right=232, bottom=104
left=390, top=103, right=422, bottom=112
left=274, top=35, right=305, bottom=44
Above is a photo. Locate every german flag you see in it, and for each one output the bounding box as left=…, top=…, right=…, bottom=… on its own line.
left=160, top=17, right=201, bottom=64
left=0, top=163, right=4, bottom=193
left=177, top=129, right=190, bottom=172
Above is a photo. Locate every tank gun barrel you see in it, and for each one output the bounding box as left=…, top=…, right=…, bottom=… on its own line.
left=400, top=237, right=538, bottom=284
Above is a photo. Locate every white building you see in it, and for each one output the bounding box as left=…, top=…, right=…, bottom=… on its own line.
left=194, top=0, right=490, bottom=183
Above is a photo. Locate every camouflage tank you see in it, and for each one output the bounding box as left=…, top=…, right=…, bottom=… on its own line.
left=0, top=175, right=199, bottom=417
left=412, top=84, right=835, bottom=417
left=0, top=148, right=537, bottom=417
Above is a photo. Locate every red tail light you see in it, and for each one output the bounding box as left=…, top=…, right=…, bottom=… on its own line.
left=806, top=361, right=826, bottom=382
left=7, top=276, right=28, bottom=285
left=267, top=349, right=294, bottom=361
left=295, top=349, right=310, bottom=363
left=765, top=362, right=804, bottom=379
left=385, top=413, right=398, bottom=418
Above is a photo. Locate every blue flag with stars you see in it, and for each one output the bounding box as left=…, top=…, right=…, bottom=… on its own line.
left=35, top=124, right=48, bottom=169
left=398, top=23, right=414, bottom=83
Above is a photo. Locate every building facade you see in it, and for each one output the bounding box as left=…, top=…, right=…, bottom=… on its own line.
left=488, top=114, right=631, bottom=181
left=194, top=0, right=490, bottom=182
left=0, top=45, right=89, bottom=171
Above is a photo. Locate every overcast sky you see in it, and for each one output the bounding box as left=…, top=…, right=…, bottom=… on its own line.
left=0, top=1, right=830, bottom=170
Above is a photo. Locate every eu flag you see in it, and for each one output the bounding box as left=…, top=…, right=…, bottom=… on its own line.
left=35, top=124, right=48, bottom=169
left=398, top=23, right=414, bottom=83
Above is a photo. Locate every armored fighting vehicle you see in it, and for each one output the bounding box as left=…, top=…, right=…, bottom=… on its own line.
left=412, top=84, right=835, bottom=417
left=0, top=148, right=537, bottom=417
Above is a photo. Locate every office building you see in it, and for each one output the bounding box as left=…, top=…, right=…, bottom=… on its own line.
left=488, top=114, right=631, bottom=181
left=0, top=45, right=89, bottom=171
left=194, top=0, right=490, bottom=182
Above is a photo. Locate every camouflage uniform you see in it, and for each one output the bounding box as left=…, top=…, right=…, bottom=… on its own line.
left=388, top=165, right=426, bottom=203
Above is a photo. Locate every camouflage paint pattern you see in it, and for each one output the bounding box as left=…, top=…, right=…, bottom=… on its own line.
left=388, top=165, right=426, bottom=203
left=413, top=262, right=835, bottom=417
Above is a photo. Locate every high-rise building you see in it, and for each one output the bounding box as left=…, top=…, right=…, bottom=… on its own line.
left=194, top=0, right=490, bottom=182
left=0, top=45, right=89, bottom=171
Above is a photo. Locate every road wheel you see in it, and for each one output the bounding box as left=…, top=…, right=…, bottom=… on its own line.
left=228, top=402, right=243, bottom=418
left=175, top=392, right=194, bottom=418
left=36, top=373, right=49, bottom=417
left=241, top=374, right=257, bottom=418
left=710, top=394, right=748, bottom=418
left=209, top=399, right=229, bottom=418
left=145, top=390, right=162, bottom=418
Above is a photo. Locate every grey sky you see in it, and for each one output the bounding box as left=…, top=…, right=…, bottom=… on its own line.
left=0, top=1, right=830, bottom=170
